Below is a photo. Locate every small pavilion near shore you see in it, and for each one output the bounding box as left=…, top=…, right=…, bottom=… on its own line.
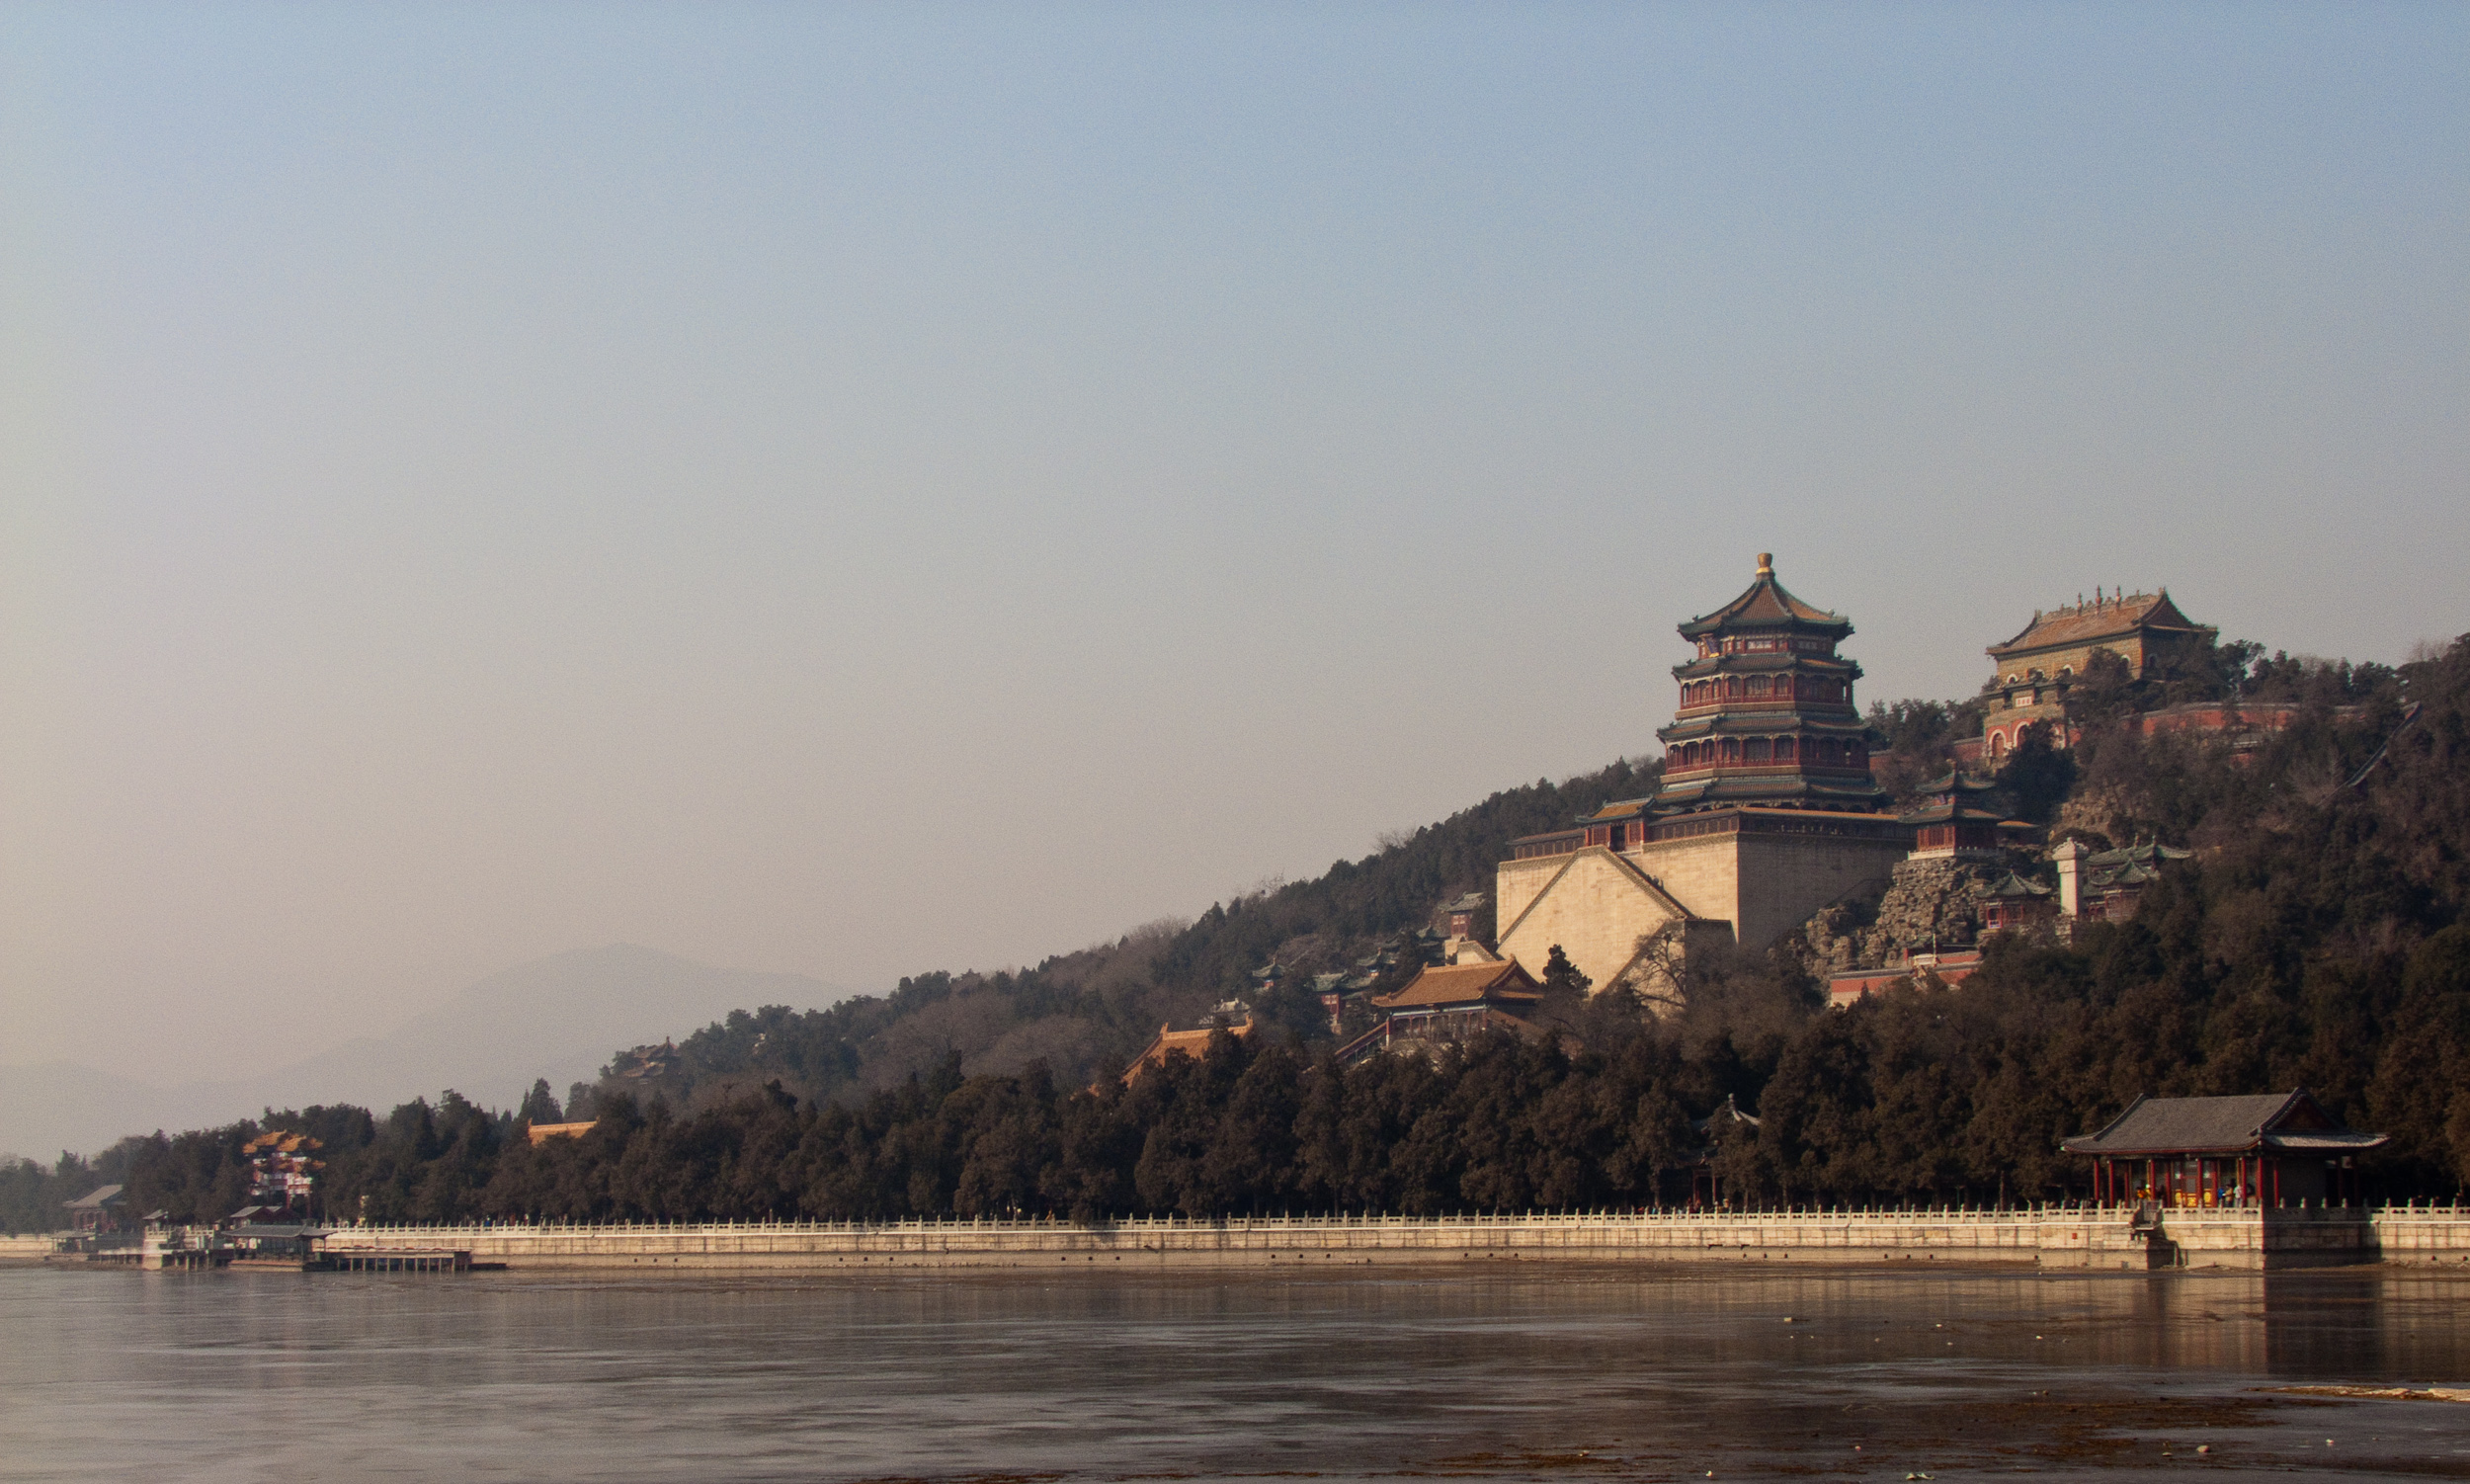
left=2062, top=1090, right=2387, bottom=1208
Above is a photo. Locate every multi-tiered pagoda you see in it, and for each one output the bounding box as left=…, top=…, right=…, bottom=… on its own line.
left=1653, top=553, right=1887, bottom=814
left=1492, top=553, right=1910, bottom=997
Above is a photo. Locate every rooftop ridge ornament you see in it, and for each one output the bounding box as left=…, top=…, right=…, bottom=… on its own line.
left=1756, top=551, right=1772, bottom=576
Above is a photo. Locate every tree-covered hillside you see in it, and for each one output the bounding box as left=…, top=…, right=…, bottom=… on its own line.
left=563, top=757, right=1664, bottom=1113
left=14, top=633, right=2467, bottom=1231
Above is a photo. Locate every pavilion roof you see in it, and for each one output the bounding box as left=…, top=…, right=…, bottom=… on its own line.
left=1677, top=554, right=1853, bottom=639
left=2087, top=841, right=2192, bottom=868
left=2060, top=1091, right=2387, bottom=1157
left=1693, top=1094, right=1760, bottom=1134
left=1976, top=870, right=2052, bottom=900
left=1120, top=1019, right=1256, bottom=1085
left=1897, top=801, right=2009, bottom=827
left=1914, top=771, right=2000, bottom=796
left=1371, top=959, right=1541, bottom=1010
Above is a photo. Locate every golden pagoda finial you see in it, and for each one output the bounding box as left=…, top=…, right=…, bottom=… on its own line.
left=1756, top=551, right=1773, bottom=576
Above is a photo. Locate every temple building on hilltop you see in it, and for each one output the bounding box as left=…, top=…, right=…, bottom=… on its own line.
left=1655, top=553, right=1886, bottom=814
left=1979, top=589, right=2216, bottom=759
left=1494, top=555, right=1912, bottom=999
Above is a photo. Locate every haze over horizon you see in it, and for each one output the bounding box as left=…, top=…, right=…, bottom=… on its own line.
left=4, top=4, right=2463, bottom=1090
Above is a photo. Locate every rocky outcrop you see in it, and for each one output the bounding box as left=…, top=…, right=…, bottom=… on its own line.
left=1794, top=882, right=1883, bottom=978
left=1796, top=854, right=2046, bottom=972
left=1864, top=858, right=1993, bottom=961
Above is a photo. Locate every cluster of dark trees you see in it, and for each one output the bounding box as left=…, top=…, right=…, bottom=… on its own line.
left=9, top=633, right=2463, bottom=1231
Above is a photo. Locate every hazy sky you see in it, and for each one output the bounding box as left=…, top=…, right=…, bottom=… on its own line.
left=4, top=3, right=2463, bottom=1085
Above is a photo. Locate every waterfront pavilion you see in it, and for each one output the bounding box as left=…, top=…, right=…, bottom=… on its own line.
left=2062, top=1091, right=2387, bottom=1209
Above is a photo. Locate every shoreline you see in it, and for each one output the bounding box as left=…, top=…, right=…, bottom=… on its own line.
left=307, top=1206, right=2470, bottom=1273
left=28, top=1205, right=2470, bottom=1274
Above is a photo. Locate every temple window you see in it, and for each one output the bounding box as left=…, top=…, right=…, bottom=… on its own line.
left=1774, top=736, right=1796, bottom=761
left=1745, top=738, right=1770, bottom=762
left=1750, top=676, right=1770, bottom=697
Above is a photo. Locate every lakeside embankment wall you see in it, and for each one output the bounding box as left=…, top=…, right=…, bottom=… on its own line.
left=305, top=1207, right=2470, bottom=1273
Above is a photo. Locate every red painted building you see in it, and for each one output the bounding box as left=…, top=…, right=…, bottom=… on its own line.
left=2063, top=1091, right=2385, bottom=1208
left=1826, top=950, right=1981, bottom=1009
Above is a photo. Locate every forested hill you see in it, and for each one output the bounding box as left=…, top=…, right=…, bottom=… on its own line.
left=585, top=757, right=1663, bottom=1113
left=612, top=627, right=2435, bottom=1119
left=12, top=633, right=2467, bottom=1231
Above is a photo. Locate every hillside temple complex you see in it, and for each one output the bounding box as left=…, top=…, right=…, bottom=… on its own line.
left=1296, top=553, right=2236, bottom=1046
left=1473, top=554, right=2234, bottom=1009
left=1493, top=555, right=1915, bottom=997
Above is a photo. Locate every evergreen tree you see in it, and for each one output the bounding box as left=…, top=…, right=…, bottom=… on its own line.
left=1540, top=945, right=1592, bottom=998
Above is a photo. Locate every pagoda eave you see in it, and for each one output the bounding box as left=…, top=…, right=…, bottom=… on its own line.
left=1671, top=655, right=1862, bottom=680
left=1657, top=716, right=1871, bottom=742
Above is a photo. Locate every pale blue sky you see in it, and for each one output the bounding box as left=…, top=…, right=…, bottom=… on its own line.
left=3, top=4, right=2464, bottom=1082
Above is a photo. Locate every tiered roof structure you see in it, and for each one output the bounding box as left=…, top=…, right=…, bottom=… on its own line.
left=1654, top=554, right=1885, bottom=813
left=1898, top=772, right=2010, bottom=859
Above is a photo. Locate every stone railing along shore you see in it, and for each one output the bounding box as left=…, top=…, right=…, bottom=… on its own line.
left=299, top=1204, right=2470, bottom=1273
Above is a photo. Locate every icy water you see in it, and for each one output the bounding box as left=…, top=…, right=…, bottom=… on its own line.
left=9, top=1265, right=2470, bottom=1481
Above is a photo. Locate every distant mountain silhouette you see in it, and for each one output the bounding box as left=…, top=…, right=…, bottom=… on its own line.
left=0, top=945, right=849, bottom=1159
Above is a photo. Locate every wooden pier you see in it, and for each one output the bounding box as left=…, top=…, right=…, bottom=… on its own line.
left=329, top=1248, right=471, bottom=1274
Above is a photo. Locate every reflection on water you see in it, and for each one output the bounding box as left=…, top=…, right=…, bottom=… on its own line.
left=7, top=1265, right=2470, bottom=1481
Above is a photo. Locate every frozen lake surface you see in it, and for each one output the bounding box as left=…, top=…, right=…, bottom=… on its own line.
left=9, top=1264, right=2470, bottom=1480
